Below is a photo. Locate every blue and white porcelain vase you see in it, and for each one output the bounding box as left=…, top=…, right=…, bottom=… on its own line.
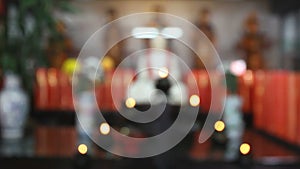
left=0, top=73, right=28, bottom=139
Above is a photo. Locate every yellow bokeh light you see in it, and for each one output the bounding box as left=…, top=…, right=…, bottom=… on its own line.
left=240, top=143, right=251, bottom=155
left=189, top=95, right=200, bottom=107
left=158, top=67, right=169, bottom=78
left=78, top=144, right=88, bottom=155
left=126, top=97, right=136, bottom=108
left=100, top=122, right=110, bottom=135
left=214, top=121, right=225, bottom=132
left=101, top=56, right=115, bottom=71
left=61, top=58, right=79, bottom=77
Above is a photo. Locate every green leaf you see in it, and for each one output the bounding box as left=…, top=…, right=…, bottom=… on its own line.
left=57, top=1, right=78, bottom=13
left=0, top=53, right=17, bottom=73
left=20, top=0, right=38, bottom=11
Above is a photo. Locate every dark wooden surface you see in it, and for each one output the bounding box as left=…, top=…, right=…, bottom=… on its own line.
left=0, top=156, right=299, bottom=169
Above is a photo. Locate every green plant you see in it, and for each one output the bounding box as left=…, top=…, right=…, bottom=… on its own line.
left=0, top=0, right=75, bottom=91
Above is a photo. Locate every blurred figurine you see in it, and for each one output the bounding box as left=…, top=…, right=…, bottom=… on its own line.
left=103, top=8, right=124, bottom=68
left=128, top=35, right=187, bottom=105
left=143, top=5, right=167, bottom=49
left=128, top=5, right=187, bottom=105
left=47, top=20, right=74, bottom=69
left=128, top=8, right=187, bottom=169
left=0, top=73, right=29, bottom=156
left=148, top=5, right=166, bottom=29
left=0, top=73, right=28, bottom=140
left=193, top=8, right=217, bottom=69
left=223, top=70, right=245, bottom=161
left=237, top=12, right=270, bottom=70
left=196, top=8, right=216, bottom=44
left=74, top=56, right=103, bottom=155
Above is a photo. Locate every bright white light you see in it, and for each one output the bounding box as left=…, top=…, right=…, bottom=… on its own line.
left=125, top=97, right=136, bottom=108
left=132, top=27, right=183, bottom=39
left=132, top=27, right=159, bottom=39
left=78, top=144, right=88, bottom=154
left=100, top=122, right=110, bottom=135
left=230, top=59, right=246, bottom=76
left=158, top=67, right=169, bottom=78
left=189, top=95, right=200, bottom=107
left=240, top=143, right=251, bottom=155
left=214, top=121, right=225, bottom=132
left=161, top=27, right=183, bottom=39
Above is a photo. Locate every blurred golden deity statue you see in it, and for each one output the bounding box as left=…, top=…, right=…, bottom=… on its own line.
left=103, top=8, right=124, bottom=68
left=193, top=8, right=217, bottom=69
left=237, top=12, right=270, bottom=70
left=47, top=21, right=74, bottom=69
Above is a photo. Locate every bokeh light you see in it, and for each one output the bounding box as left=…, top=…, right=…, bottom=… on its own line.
left=62, top=58, right=78, bottom=77
left=100, top=122, right=111, bottom=135
left=230, top=59, right=246, bottom=76
left=101, top=56, right=115, bottom=71
left=78, top=144, right=88, bottom=155
left=125, top=97, right=136, bottom=108
left=240, top=143, right=251, bottom=155
left=189, top=95, right=200, bottom=107
left=158, top=67, right=169, bottom=78
left=214, top=120, right=225, bottom=132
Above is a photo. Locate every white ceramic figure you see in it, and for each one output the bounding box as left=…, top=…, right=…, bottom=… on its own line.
left=223, top=94, right=244, bottom=161
left=76, top=91, right=97, bottom=152
left=76, top=91, right=96, bottom=135
left=0, top=73, right=28, bottom=139
left=128, top=36, right=187, bottom=105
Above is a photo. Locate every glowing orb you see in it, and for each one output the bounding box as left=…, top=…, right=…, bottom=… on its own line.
left=158, top=67, right=169, bottom=78
left=126, top=97, right=136, bottom=108
left=240, top=143, right=251, bottom=155
left=230, top=59, right=246, bottom=76
left=189, top=95, right=200, bottom=107
left=100, top=122, right=110, bottom=135
left=101, top=56, right=115, bottom=71
left=214, top=121, right=225, bottom=132
left=61, top=58, right=78, bottom=76
left=78, top=144, right=88, bottom=155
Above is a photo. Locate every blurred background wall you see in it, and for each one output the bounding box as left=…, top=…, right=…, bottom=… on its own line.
left=57, top=0, right=280, bottom=69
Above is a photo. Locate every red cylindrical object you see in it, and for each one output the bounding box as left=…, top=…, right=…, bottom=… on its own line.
left=35, top=68, right=49, bottom=110
left=95, top=84, right=105, bottom=110
left=47, top=68, right=60, bottom=110
left=296, top=73, right=300, bottom=146
left=253, top=71, right=266, bottom=130
left=198, top=70, right=211, bottom=113
left=209, top=71, right=225, bottom=113
left=273, top=71, right=288, bottom=138
left=59, top=72, right=74, bottom=111
left=286, top=73, right=297, bottom=144
left=263, top=71, right=271, bottom=134
left=238, top=70, right=254, bottom=113
left=111, top=70, right=126, bottom=111
left=100, top=70, right=115, bottom=112
left=185, top=70, right=199, bottom=99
